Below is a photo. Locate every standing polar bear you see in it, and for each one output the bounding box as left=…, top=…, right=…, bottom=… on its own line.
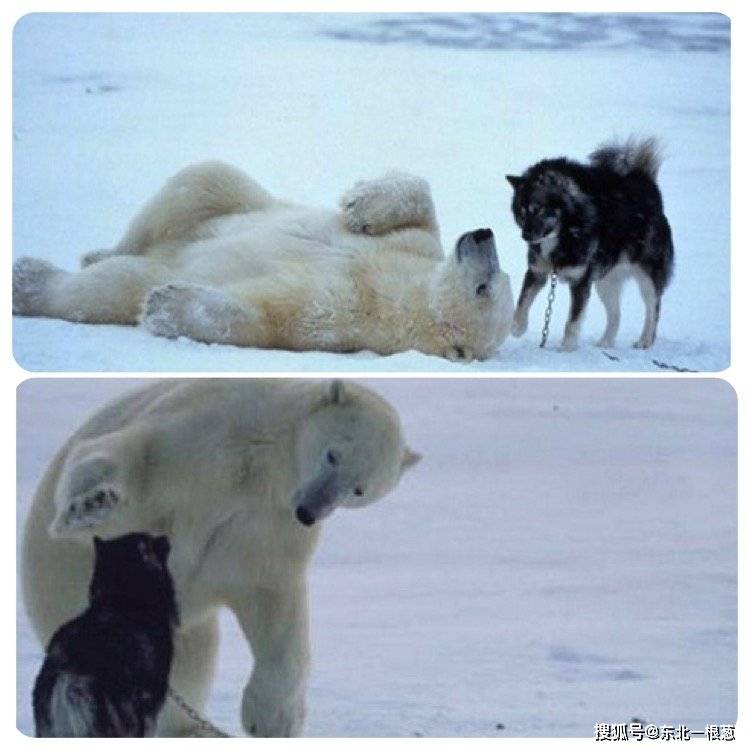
left=22, top=379, right=420, bottom=736
left=13, top=162, right=513, bottom=362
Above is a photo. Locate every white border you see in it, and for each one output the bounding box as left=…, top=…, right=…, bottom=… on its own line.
left=3, top=1, right=744, bottom=747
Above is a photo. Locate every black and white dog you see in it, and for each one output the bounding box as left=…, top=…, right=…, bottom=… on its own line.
left=33, top=533, right=178, bottom=737
left=506, top=138, right=674, bottom=350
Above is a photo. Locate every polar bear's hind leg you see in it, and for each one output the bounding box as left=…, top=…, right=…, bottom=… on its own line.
left=112, top=161, right=277, bottom=256
left=13, top=255, right=167, bottom=324
left=12, top=257, right=63, bottom=316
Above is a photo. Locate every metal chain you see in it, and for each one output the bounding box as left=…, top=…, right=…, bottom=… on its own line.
left=532, top=273, right=695, bottom=369
left=167, top=686, right=231, bottom=737
left=539, top=270, right=558, bottom=348
left=651, top=359, right=698, bottom=373
left=601, top=352, right=697, bottom=372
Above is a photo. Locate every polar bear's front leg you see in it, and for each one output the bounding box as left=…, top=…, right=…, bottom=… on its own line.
left=232, top=584, right=310, bottom=737
left=339, top=171, right=438, bottom=236
left=142, top=283, right=264, bottom=346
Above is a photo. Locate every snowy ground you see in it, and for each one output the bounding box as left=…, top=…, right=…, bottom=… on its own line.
left=16, top=378, right=737, bottom=737
left=12, top=13, right=730, bottom=372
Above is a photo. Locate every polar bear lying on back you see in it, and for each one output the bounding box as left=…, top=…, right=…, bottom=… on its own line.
left=22, top=379, right=420, bottom=736
left=13, top=162, right=513, bottom=361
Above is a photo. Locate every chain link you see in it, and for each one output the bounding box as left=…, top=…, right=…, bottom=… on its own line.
left=539, top=270, right=558, bottom=348
left=533, top=271, right=695, bottom=368
left=167, top=686, right=231, bottom=737
left=651, top=359, right=698, bottom=373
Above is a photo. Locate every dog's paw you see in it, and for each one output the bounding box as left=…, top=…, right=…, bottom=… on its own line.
left=12, top=257, right=59, bottom=315
left=596, top=336, right=616, bottom=348
left=632, top=336, right=655, bottom=350
left=511, top=316, right=528, bottom=338
left=558, top=338, right=579, bottom=352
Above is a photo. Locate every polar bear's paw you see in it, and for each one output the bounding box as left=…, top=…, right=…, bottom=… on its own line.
left=69, top=487, right=120, bottom=527
left=50, top=455, right=125, bottom=537
left=242, top=683, right=306, bottom=738
left=12, top=257, right=60, bottom=315
left=52, top=486, right=122, bottom=536
left=339, top=172, right=435, bottom=236
left=80, top=248, right=116, bottom=268
left=142, top=284, right=192, bottom=338
left=142, top=283, right=255, bottom=344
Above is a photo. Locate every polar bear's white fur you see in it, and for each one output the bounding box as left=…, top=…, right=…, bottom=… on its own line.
left=13, top=162, right=513, bottom=361
left=21, top=379, right=420, bottom=736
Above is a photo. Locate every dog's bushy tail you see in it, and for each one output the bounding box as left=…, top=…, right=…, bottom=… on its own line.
left=589, top=136, right=663, bottom=180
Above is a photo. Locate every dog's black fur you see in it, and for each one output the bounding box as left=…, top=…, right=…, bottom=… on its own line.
left=32, top=533, right=178, bottom=737
left=506, top=137, right=674, bottom=350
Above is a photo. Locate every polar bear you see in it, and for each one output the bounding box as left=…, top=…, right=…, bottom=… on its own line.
left=21, top=379, right=420, bottom=736
left=13, top=162, right=513, bottom=362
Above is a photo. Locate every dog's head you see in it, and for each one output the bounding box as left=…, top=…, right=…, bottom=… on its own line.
left=506, top=165, right=593, bottom=256
left=90, top=532, right=178, bottom=623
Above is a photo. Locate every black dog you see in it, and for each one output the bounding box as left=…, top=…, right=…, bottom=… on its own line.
left=32, top=533, right=178, bottom=737
left=507, top=137, right=674, bottom=350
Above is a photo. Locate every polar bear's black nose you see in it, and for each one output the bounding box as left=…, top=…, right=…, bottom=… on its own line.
left=472, top=228, right=493, bottom=243
left=296, top=506, right=316, bottom=526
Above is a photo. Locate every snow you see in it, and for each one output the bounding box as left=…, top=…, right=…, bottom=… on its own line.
left=12, top=13, right=729, bottom=372
left=16, top=378, right=737, bottom=736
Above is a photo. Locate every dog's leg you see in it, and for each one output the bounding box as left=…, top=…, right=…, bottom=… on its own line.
left=339, top=172, right=439, bottom=237
left=633, top=269, right=660, bottom=348
left=13, top=255, right=168, bottom=324
left=512, top=269, right=548, bottom=337
left=595, top=271, right=625, bottom=347
left=232, top=584, right=310, bottom=737
left=560, top=272, right=593, bottom=351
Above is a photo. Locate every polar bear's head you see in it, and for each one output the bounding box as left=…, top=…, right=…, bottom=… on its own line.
left=293, top=381, right=420, bottom=526
left=428, top=228, right=514, bottom=362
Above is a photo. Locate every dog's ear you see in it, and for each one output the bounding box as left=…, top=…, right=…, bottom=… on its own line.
left=153, top=535, right=171, bottom=564
left=505, top=174, right=523, bottom=190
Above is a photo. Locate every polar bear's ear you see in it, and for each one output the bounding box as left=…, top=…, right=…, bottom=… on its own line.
left=326, top=379, right=346, bottom=405
left=401, top=448, right=422, bottom=473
